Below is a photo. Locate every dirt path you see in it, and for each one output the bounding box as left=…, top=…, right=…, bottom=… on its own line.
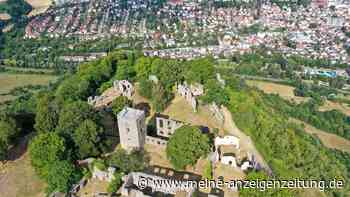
left=291, top=118, right=350, bottom=153
left=221, top=107, right=270, bottom=171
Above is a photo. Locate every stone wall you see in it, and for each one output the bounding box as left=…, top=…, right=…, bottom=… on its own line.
left=145, top=136, right=167, bottom=147
left=209, top=102, right=225, bottom=124
left=177, top=82, right=203, bottom=112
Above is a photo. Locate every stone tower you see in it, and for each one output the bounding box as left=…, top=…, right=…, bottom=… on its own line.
left=117, top=107, right=146, bottom=152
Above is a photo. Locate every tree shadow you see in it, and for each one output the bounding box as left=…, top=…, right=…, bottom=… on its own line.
left=134, top=102, right=151, bottom=118
left=6, top=113, right=35, bottom=162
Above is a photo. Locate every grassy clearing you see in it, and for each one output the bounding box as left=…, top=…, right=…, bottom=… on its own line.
left=246, top=80, right=308, bottom=104
left=144, top=144, right=173, bottom=169
left=290, top=118, right=350, bottom=153
left=0, top=73, right=57, bottom=103
left=0, top=135, right=46, bottom=197
left=77, top=179, right=108, bottom=197
left=145, top=144, right=207, bottom=175
left=211, top=163, right=243, bottom=197
left=162, top=95, right=222, bottom=130
left=247, top=80, right=350, bottom=116
left=0, top=153, right=46, bottom=197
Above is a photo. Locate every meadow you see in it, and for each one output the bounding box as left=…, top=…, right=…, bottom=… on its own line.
left=247, top=79, right=350, bottom=115
left=0, top=73, right=57, bottom=103
left=246, top=80, right=308, bottom=103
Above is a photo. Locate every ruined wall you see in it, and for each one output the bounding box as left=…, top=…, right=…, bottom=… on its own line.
left=156, top=117, right=184, bottom=138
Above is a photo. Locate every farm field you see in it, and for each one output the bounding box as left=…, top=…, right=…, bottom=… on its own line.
left=291, top=118, right=350, bottom=153
left=246, top=80, right=308, bottom=103
left=0, top=73, right=57, bottom=103
left=26, top=0, right=52, bottom=16
left=247, top=80, right=350, bottom=115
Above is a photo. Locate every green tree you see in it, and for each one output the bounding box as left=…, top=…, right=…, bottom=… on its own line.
left=46, top=160, right=82, bottom=193
left=0, top=141, right=8, bottom=162
left=29, top=132, right=66, bottom=178
left=166, top=126, right=211, bottom=170
left=55, top=76, right=90, bottom=103
left=56, top=101, right=98, bottom=140
left=108, top=149, right=147, bottom=173
left=201, top=79, right=229, bottom=106
left=202, top=161, right=213, bottom=180
left=111, top=96, right=132, bottom=118
left=153, top=59, right=183, bottom=90
left=329, top=77, right=346, bottom=89
left=138, top=79, right=153, bottom=99
left=185, top=57, right=215, bottom=84
left=0, top=117, right=18, bottom=162
left=115, top=60, right=135, bottom=80
left=34, top=93, right=59, bottom=133
left=135, top=57, right=153, bottom=80
left=73, top=119, right=103, bottom=159
left=107, top=172, right=124, bottom=193
left=151, top=83, right=171, bottom=112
